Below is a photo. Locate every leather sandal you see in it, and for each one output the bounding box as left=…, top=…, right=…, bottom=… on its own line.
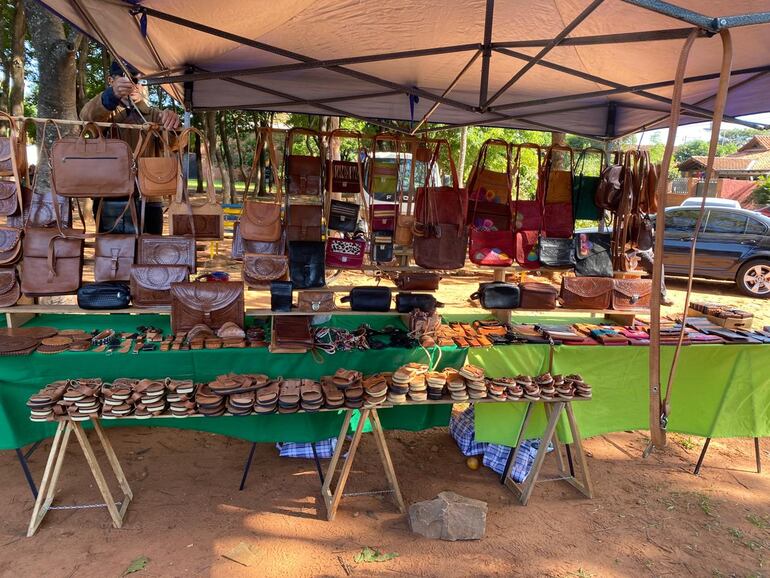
left=279, top=379, right=301, bottom=407
left=300, top=379, right=323, bottom=404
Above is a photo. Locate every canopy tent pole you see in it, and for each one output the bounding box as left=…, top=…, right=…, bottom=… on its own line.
left=478, top=0, right=495, bottom=108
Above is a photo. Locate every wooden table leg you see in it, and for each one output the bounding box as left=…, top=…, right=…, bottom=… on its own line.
left=563, top=403, right=594, bottom=498
left=27, top=421, right=69, bottom=537
left=369, top=409, right=405, bottom=513
left=322, top=409, right=368, bottom=521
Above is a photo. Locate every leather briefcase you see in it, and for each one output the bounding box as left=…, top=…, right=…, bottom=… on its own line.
left=270, top=280, right=293, bottom=312
left=0, top=225, right=22, bottom=265
left=297, top=290, right=336, bottom=313
left=560, top=277, right=614, bottom=310
left=287, top=204, right=322, bottom=242
left=137, top=236, right=196, bottom=273
left=21, top=228, right=84, bottom=296
left=395, top=292, right=441, bottom=313
left=328, top=200, right=359, bottom=233
left=242, top=253, right=289, bottom=288
left=0, top=268, right=20, bottom=307
left=470, top=282, right=520, bottom=309
left=519, top=282, right=558, bottom=309
left=340, top=286, right=391, bottom=312
left=94, top=235, right=135, bottom=282
left=612, top=278, right=652, bottom=311
left=395, top=272, right=440, bottom=291
left=130, top=264, right=188, bottom=307
left=77, top=281, right=131, bottom=310
left=288, top=241, right=325, bottom=289
left=170, top=280, right=244, bottom=333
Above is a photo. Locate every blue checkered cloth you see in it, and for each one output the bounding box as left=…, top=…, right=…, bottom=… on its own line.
left=276, top=438, right=337, bottom=459
left=483, top=441, right=543, bottom=483
left=449, top=406, right=488, bottom=456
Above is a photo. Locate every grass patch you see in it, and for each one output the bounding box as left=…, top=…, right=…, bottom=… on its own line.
left=564, top=569, right=595, bottom=578
left=675, top=435, right=697, bottom=451
left=661, top=491, right=719, bottom=518
left=747, top=513, right=770, bottom=531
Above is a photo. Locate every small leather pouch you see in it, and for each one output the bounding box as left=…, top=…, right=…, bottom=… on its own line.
left=0, top=268, right=20, bottom=307
left=94, top=235, right=135, bottom=282
left=0, top=225, right=22, bottom=265
left=470, top=282, right=520, bottom=309
left=77, top=281, right=131, bottom=310
left=270, top=280, right=293, bottom=312
left=395, top=272, right=440, bottom=291
left=287, top=204, right=322, bottom=242
left=242, top=253, right=288, bottom=288
left=560, top=276, right=614, bottom=310
left=170, top=280, right=244, bottom=333
left=289, top=241, right=325, bottom=289
left=340, top=286, right=391, bottom=312
left=273, top=315, right=313, bottom=348
left=519, top=282, right=558, bottom=309
left=297, top=290, right=336, bottom=313
left=539, top=237, right=576, bottom=269
left=130, top=264, right=188, bottom=307
left=612, top=278, right=652, bottom=311
left=325, top=237, right=365, bottom=269
left=327, top=200, right=359, bottom=233
left=395, top=292, right=441, bottom=313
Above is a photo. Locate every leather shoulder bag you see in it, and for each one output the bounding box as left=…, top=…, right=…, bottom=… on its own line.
left=541, top=144, right=575, bottom=238
left=137, top=235, right=197, bottom=273
left=325, top=235, right=365, bottom=269
left=574, top=232, right=613, bottom=277
left=130, top=264, right=188, bottom=307
left=21, top=226, right=84, bottom=297
left=470, top=282, right=520, bottom=309
left=560, top=276, right=614, bottom=310
left=270, top=280, right=293, bottom=312
left=95, top=234, right=136, bottom=283
left=285, top=128, right=322, bottom=196
left=288, top=241, right=325, bottom=289
left=538, top=237, right=576, bottom=269
left=170, top=280, right=244, bottom=333
left=0, top=268, right=20, bottom=308
left=466, top=138, right=514, bottom=228
left=240, top=129, right=284, bottom=242
left=572, top=148, right=604, bottom=221
left=0, top=225, right=22, bottom=265
left=136, top=127, right=180, bottom=199
left=287, top=203, right=323, bottom=242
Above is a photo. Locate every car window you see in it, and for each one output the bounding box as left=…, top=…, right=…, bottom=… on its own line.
left=705, top=211, right=748, bottom=234
left=665, top=209, right=703, bottom=232
left=746, top=218, right=768, bottom=235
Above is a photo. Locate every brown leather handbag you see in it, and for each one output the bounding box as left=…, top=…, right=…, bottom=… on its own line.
left=560, top=277, right=613, bottom=310
left=0, top=268, right=20, bottom=307
left=136, top=127, right=179, bottom=199
left=170, top=281, right=244, bottom=333
left=0, top=112, right=25, bottom=177
left=50, top=123, right=135, bottom=198
left=612, top=278, right=652, bottom=311
left=287, top=204, right=323, bottom=242
left=21, top=227, right=84, bottom=296
left=130, top=264, right=188, bottom=307
left=0, top=225, right=22, bottom=265
left=285, top=128, right=322, bottom=196
left=0, top=180, right=30, bottom=218
left=240, top=130, right=283, bottom=242
left=518, top=282, right=559, bottom=309
left=273, top=315, right=313, bottom=349
left=95, top=235, right=136, bottom=282
left=242, top=253, right=289, bottom=288
left=137, top=236, right=196, bottom=273
left=394, top=272, right=440, bottom=291
left=297, top=290, right=335, bottom=313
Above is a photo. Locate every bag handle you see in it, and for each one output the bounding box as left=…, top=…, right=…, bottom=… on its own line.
left=286, top=127, right=321, bottom=157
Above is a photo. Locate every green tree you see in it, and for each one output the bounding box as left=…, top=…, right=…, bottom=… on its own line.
left=751, top=176, right=770, bottom=206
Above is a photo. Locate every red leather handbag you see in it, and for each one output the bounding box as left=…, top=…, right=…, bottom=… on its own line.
left=541, top=145, right=575, bottom=238
left=325, top=236, right=366, bottom=269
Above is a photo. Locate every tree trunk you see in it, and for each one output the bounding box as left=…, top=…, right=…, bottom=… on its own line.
left=232, top=115, right=248, bottom=183
left=458, top=126, right=468, bottom=186
left=9, top=0, right=26, bottom=116
left=205, top=111, right=231, bottom=203
left=217, top=111, right=237, bottom=202
left=75, top=36, right=88, bottom=114
left=100, top=46, right=111, bottom=84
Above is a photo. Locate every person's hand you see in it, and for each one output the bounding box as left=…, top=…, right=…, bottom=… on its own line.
left=159, top=109, right=181, bottom=130
left=111, top=76, right=135, bottom=100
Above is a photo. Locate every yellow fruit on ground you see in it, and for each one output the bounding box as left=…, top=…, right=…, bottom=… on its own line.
left=466, top=456, right=480, bottom=470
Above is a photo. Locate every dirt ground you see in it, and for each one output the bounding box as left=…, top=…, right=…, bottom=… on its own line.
left=2, top=271, right=768, bottom=578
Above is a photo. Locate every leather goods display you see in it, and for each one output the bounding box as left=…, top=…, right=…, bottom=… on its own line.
left=0, top=269, right=20, bottom=307
left=297, top=290, right=336, bottom=313
left=21, top=227, right=84, bottom=296
left=370, top=203, right=397, bottom=232
left=273, top=315, right=313, bottom=348
left=286, top=204, right=322, bottom=242
left=327, top=200, right=359, bottom=232
left=94, top=235, right=135, bottom=282
left=519, top=282, right=558, bottom=310
left=270, top=280, right=293, bottom=312
left=538, top=237, right=576, bottom=269
left=50, top=124, right=134, bottom=198
left=560, top=277, right=614, bottom=310
left=77, top=281, right=131, bottom=310
left=288, top=241, right=325, bottom=289
left=572, top=148, right=604, bottom=221
left=395, top=292, right=440, bottom=314
left=136, top=127, right=179, bottom=199
left=340, top=286, right=391, bottom=312
left=470, top=282, right=520, bottom=309
left=129, top=265, right=188, bottom=307
left=137, top=236, right=196, bottom=273
left=170, top=281, right=244, bottom=333
left=285, top=128, right=322, bottom=196
left=612, top=278, right=652, bottom=311
left=574, top=232, right=612, bottom=277
left=0, top=179, right=29, bottom=218
left=467, top=139, right=513, bottom=205
left=0, top=225, right=22, bottom=265
left=394, top=272, right=440, bottom=291
left=242, top=253, right=288, bottom=287
left=325, top=236, right=365, bottom=269
left=371, top=233, right=394, bottom=263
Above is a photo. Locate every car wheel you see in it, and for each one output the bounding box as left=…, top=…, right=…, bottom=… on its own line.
left=736, top=260, right=770, bottom=298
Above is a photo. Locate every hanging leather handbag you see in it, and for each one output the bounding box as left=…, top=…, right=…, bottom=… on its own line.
left=50, top=123, right=134, bottom=198
left=285, top=128, right=322, bottom=196
left=511, top=143, right=544, bottom=233
left=136, top=127, right=179, bottom=199
left=270, top=280, right=293, bottom=312
left=242, top=253, right=289, bottom=288
left=572, top=148, right=604, bottom=220
left=130, top=264, right=188, bottom=307
left=594, top=153, right=626, bottom=212
left=395, top=292, right=441, bottom=314
left=0, top=225, right=22, bottom=265
left=466, top=139, right=513, bottom=206
left=370, top=136, right=401, bottom=202
left=94, top=235, right=136, bottom=282
left=328, top=160, right=362, bottom=194
left=371, top=233, right=395, bottom=263
left=519, top=282, right=558, bottom=309
left=395, top=272, right=440, bottom=291
left=0, top=268, right=20, bottom=307
left=77, top=281, right=131, bottom=310
left=340, top=286, right=391, bottom=312
left=514, top=230, right=540, bottom=270
left=560, top=277, right=614, bottom=310
left=470, top=282, right=520, bottom=309
left=394, top=213, right=414, bottom=246
left=239, top=129, right=283, bottom=242
left=297, top=290, right=336, bottom=313
left=170, top=280, right=244, bottom=333
left=288, top=241, right=325, bottom=288
left=325, top=236, right=366, bottom=269
left=538, top=237, right=576, bottom=269
left=95, top=197, right=140, bottom=234
left=371, top=203, right=397, bottom=232
left=21, top=227, right=84, bottom=296
left=612, top=278, right=652, bottom=311
left=286, top=204, right=323, bottom=242
left=468, top=228, right=514, bottom=267
left=0, top=179, right=30, bottom=218
left=328, top=200, right=359, bottom=232
left=0, top=112, right=25, bottom=177
left=137, top=236, right=197, bottom=273
left=541, top=145, right=574, bottom=238
left=574, top=232, right=613, bottom=277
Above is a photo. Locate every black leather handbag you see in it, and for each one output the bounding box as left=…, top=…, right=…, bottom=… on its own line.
left=95, top=198, right=163, bottom=235
left=328, top=200, right=359, bottom=232
left=77, top=281, right=131, bottom=310
left=470, top=282, right=521, bottom=309
left=539, top=237, right=576, bottom=269
left=288, top=241, right=325, bottom=289
left=371, top=233, right=394, bottom=263
left=574, top=232, right=613, bottom=277
left=340, top=286, right=392, bottom=312
left=395, top=292, right=441, bottom=313
left=270, top=280, right=293, bottom=312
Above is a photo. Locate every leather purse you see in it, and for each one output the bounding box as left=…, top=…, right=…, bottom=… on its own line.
left=242, top=253, right=288, bottom=288
left=288, top=241, right=325, bottom=289
left=394, top=213, right=414, bottom=246
left=137, top=236, right=197, bottom=273
left=340, top=286, right=391, bottom=312
left=136, top=127, right=179, bottom=199
left=538, top=237, right=576, bottom=269
left=395, top=272, right=440, bottom=291
left=270, top=280, right=293, bottom=312
left=470, top=282, right=520, bottom=309
left=130, top=264, right=188, bottom=307
left=170, top=280, right=244, bottom=333
left=0, top=225, right=22, bottom=265
left=371, top=203, right=397, bottom=232
left=469, top=228, right=514, bottom=267
left=574, top=232, right=613, bottom=277
left=572, top=148, right=604, bottom=220
left=515, top=230, right=540, bottom=270
left=94, top=235, right=135, bottom=282
left=518, top=282, right=559, bottom=310
left=0, top=179, right=29, bottom=218
left=285, top=128, right=322, bottom=196
left=77, top=281, right=131, bottom=310
left=371, top=233, right=394, bottom=263
left=328, top=160, right=361, bottom=194
left=560, top=277, right=614, bottom=310
left=395, top=292, right=440, bottom=313
left=287, top=204, right=322, bottom=242
left=0, top=268, right=20, bottom=307
left=325, top=237, right=365, bottom=269
left=467, top=139, right=513, bottom=207
left=328, top=200, right=359, bottom=233
left=612, top=278, right=652, bottom=311
left=50, top=124, right=135, bottom=198
left=297, top=290, right=336, bottom=313
left=21, top=227, right=84, bottom=296
left=273, top=315, right=313, bottom=348
left=240, top=199, right=282, bottom=242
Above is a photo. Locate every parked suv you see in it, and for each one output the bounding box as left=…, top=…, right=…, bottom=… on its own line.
left=663, top=206, right=770, bottom=297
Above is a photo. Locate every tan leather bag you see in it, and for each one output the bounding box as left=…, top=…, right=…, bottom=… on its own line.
left=612, top=278, right=652, bottom=311
left=297, top=290, right=335, bottom=313
left=559, top=277, right=613, bottom=310
left=137, top=235, right=196, bottom=273
left=137, top=127, right=179, bottom=199
left=0, top=225, right=22, bottom=265
left=287, top=204, right=323, bottom=242
left=21, top=227, right=84, bottom=296
left=0, top=268, right=20, bottom=307
left=95, top=236, right=136, bottom=282
left=242, top=254, right=288, bottom=288
left=285, top=128, right=322, bottom=196
left=170, top=281, right=244, bottom=333
left=240, top=130, right=283, bottom=242
left=130, top=264, right=188, bottom=307
left=0, top=112, right=25, bottom=177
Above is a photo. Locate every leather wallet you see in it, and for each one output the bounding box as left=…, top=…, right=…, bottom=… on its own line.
left=273, top=315, right=313, bottom=348
left=270, top=280, right=293, bottom=312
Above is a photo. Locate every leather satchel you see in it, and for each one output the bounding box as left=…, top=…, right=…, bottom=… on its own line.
left=0, top=268, right=20, bottom=307
left=242, top=253, right=288, bottom=288
left=287, top=204, right=322, bottom=242
left=395, top=292, right=440, bottom=314
left=470, top=282, right=520, bottom=309
left=325, top=237, right=365, bottom=269
left=170, top=280, right=244, bottom=333
left=395, top=272, right=440, bottom=291
left=539, top=237, right=576, bottom=269
left=137, top=236, right=197, bottom=273
left=340, top=286, right=391, bottom=312
left=94, top=235, right=135, bottom=282
left=0, top=179, right=29, bottom=218
left=288, top=241, right=325, bottom=289
left=297, top=290, right=336, bottom=313
left=286, top=128, right=322, bottom=196
left=136, top=128, right=179, bottom=199
left=574, top=232, right=613, bottom=277
left=77, top=281, right=131, bottom=310
left=0, top=225, right=22, bottom=265
left=21, top=227, right=83, bottom=296
left=241, top=199, right=282, bottom=242
left=560, top=277, right=614, bottom=310
left=270, top=280, right=293, bottom=312
left=50, top=125, right=135, bottom=198
left=519, top=282, right=558, bottom=310
left=130, top=264, right=188, bottom=307
left=612, top=278, right=652, bottom=311
left=328, top=200, right=359, bottom=232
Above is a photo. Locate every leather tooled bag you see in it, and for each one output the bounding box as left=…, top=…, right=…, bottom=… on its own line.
left=574, top=232, right=613, bottom=277
left=325, top=236, right=365, bottom=269
left=50, top=123, right=134, bottom=198
left=130, top=264, right=188, bottom=307
left=288, top=241, right=325, bottom=289
left=21, top=227, right=84, bottom=296
left=77, top=281, right=131, bottom=310
left=560, top=277, right=614, bottom=310
left=270, top=280, right=293, bottom=312
left=328, top=200, right=359, bottom=233
left=470, top=282, right=520, bottom=309
left=0, top=225, right=22, bottom=265
left=137, top=236, right=197, bottom=273
left=0, top=179, right=30, bottom=218
left=572, top=148, right=604, bottom=221
left=340, top=286, right=391, bottom=312
left=395, top=292, right=441, bottom=314
left=297, top=290, right=336, bottom=313
left=136, top=127, right=180, bottom=199
left=170, top=280, right=244, bottom=333
left=285, top=128, right=322, bottom=196
left=240, top=129, right=283, bottom=242
left=519, top=282, right=558, bottom=310
left=0, top=112, right=25, bottom=177
left=538, top=237, right=576, bottom=269
left=286, top=204, right=322, bottom=242
left=94, top=235, right=136, bottom=282
left=394, top=272, right=440, bottom=291
left=612, top=278, right=652, bottom=311
left=0, top=268, right=20, bottom=307
left=242, top=253, right=289, bottom=288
